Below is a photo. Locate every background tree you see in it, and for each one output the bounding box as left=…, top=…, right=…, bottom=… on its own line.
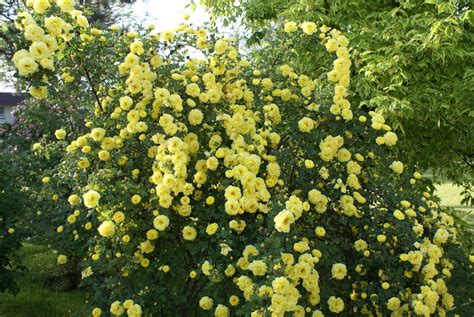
left=203, top=0, right=474, bottom=202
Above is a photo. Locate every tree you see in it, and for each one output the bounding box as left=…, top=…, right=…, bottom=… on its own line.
left=203, top=0, right=474, bottom=201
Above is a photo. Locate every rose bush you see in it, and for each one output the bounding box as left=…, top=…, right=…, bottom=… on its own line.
left=11, top=1, right=473, bottom=316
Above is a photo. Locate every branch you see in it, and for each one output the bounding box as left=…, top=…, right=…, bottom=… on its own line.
left=82, top=65, right=104, bottom=112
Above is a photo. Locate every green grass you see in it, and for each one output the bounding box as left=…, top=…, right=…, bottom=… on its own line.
left=0, top=243, right=86, bottom=317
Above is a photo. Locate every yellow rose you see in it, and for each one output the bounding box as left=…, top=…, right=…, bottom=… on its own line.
left=29, top=86, right=48, bottom=99
left=17, top=56, right=39, bottom=76
left=131, top=194, right=141, bottom=204
left=57, top=254, right=68, bottom=265
left=83, top=190, right=100, bottom=208
left=390, top=161, right=404, bottom=174
left=110, top=301, right=124, bottom=316
left=248, top=260, right=267, bottom=276
left=54, top=128, right=66, bottom=139
left=284, top=21, right=298, bottom=33
left=327, top=296, right=344, bottom=313
left=33, top=0, right=51, bottom=14
left=188, top=109, right=204, bottom=125
left=206, top=223, right=218, bottom=235
left=98, top=220, right=115, bottom=237
left=199, top=296, right=213, bottom=310
left=92, top=308, right=102, bottom=317
left=298, top=117, right=315, bottom=133
left=301, top=22, right=317, bottom=35
left=331, top=263, right=347, bottom=280
left=182, top=226, right=197, bottom=241
left=112, top=211, right=125, bottom=223
left=153, top=215, right=170, bottom=231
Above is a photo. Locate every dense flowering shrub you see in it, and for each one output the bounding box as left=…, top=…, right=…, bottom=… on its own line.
left=11, top=1, right=473, bottom=316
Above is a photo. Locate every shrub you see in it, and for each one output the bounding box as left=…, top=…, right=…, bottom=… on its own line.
left=11, top=2, right=473, bottom=316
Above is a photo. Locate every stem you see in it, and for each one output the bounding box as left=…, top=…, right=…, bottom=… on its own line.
left=82, top=65, right=104, bottom=112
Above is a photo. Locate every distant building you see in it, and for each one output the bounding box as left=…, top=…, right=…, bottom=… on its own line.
left=0, top=92, right=24, bottom=124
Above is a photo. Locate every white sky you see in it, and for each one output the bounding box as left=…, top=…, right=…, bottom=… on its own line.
left=132, top=0, right=210, bottom=31
left=0, top=0, right=210, bottom=92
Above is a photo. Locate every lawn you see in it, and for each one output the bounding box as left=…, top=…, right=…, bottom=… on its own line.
left=0, top=243, right=87, bottom=317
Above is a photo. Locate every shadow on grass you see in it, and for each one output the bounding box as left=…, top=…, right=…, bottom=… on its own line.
left=0, top=243, right=86, bottom=317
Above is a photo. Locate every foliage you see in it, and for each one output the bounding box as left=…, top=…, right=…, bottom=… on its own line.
left=202, top=0, right=474, bottom=200
left=0, top=143, right=26, bottom=294
left=9, top=2, right=474, bottom=317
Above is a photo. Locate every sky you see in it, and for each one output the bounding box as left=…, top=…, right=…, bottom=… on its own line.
left=0, top=0, right=210, bottom=92
left=132, top=0, right=210, bottom=31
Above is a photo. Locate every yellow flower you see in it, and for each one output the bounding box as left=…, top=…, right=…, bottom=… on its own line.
left=354, top=239, right=368, bottom=252
left=83, top=190, right=100, bottom=208
left=67, top=214, right=76, bottom=224
left=214, top=40, right=228, bottom=54
left=24, top=24, right=44, bottom=41
left=153, top=215, right=170, bottom=231
left=98, top=220, right=115, bottom=237
left=92, top=308, right=102, bottom=317
left=284, top=21, right=298, bottom=33
left=206, top=223, right=218, bottom=235
left=301, top=22, right=317, bottom=35
left=68, top=194, right=80, bottom=205
left=188, top=109, right=204, bottom=125
left=33, top=0, right=51, bottom=14
left=393, top=209, right=405, bottom=220
left=325, top=39, right=338, bottom=53
left=298, top=117, right=315, bottom=133
left=229, top=295, right=239, bottom=306
left=29, top=41, right=51, bottom=61
left=315, top=226, right=326, bottom=237
left=17, top=56, right=38, bottom=76
left=199, top=296, right=213, bottom=310
left=110, top=301, right=124, bottom=316
left=57, top=0, right=75, bottom=12
left=140, top=258, right=150, bottom=268
left=274, top=210, right=294, bottom=233
left=131, top=194, right=141, bottom=204
left=186, top=83, right=201, bottom=97
left=225, top=186, right=242, bottom=200
left=387, top=297, right=401, bottom=311
left=383, top=132, right=398, bottom=146
left=98, top=150, right=110, bottom=161
left=390, top=161, right=404, bottom=174
left=90, top=128, right=106, bottom=141
left=214, top=304, right=229, bottom=317
left=29, top=86, right=48, bottom=99
left=77, top=157, right=90, bottom=169
left=331, top=263, right=347, bottom=280
left=146, top=229, right=158, bottom=240
left=182, top=226, right=197, bottom=241
left=377, top=234, right=387, bottom=243
left=248, top=260, right=267, bottom=276
left=112, top=211, right=125, bottom=223
left=206, top=196, right=215, bottom=205
left=327, top=296, right=344, bottom=313
left=57, top=254, right=68, bottom=265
